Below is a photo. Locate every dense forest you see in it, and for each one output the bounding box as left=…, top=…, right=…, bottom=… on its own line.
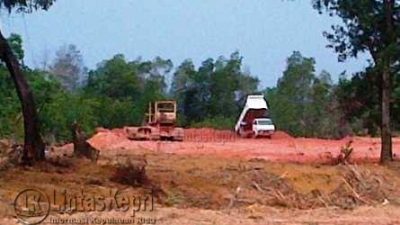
left=0, top=34, right=399, bottom=143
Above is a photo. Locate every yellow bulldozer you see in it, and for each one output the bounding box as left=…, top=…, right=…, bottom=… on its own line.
left=125, top=100, right=184, bottom=141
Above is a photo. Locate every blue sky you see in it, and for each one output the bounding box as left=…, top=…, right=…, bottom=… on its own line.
left=0, top=0, right=369, bottom=88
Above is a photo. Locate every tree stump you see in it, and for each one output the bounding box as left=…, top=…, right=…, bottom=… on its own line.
left=71, top=122, right=99, bottom=162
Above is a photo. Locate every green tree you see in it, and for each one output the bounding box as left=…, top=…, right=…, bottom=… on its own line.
left=185, top=58, right=213, bottom=123
left=171, top=52, right=259, bottom=128
left=209, top=53, right=241, bottom=117
left=171, top=59, right=196, bottom=125
left=86, top=54, right=142, bottom=100
left=7, top=33, right=24, bottom=62
left=335, top=69, right=381, bottom=136
left=313, top=0, right=400, bottom=162
left=0, top=63, right=81, bottom=143
left=266, top=52, right=341, bottom=138
left=84, top=55, right=171, bottom=127
left=135, top=56, right=171, bottom=105
left=308, top=70, right=340, bottom=137
left=0, top=0, right=54, bottom=163
left=0, top=66, right=20, bottom=137
left=267, top=52, right=316, bottom=136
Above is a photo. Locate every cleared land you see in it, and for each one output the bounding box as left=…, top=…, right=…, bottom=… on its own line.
left=84, top=128, right=400, bottom=164
left=0, top=128, right=400, bottom=224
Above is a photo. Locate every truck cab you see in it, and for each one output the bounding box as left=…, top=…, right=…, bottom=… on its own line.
left=252, top=118, right=275, bottom=137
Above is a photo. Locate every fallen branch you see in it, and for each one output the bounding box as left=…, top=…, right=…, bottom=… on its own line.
left=341, top=177, right=371, bottom=205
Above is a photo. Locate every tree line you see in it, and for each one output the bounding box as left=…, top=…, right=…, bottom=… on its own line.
left=266, top=51, right=400, bottom=139
left=0, top=40, right=260, bottom=141
left=1, top=36, right=399, bottom=143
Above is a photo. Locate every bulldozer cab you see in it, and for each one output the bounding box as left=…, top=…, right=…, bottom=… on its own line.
left=126, top=100, right=184, bottom=141
left=146, top=100, right=177, bottom=125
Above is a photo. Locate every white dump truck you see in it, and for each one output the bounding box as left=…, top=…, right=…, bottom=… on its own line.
left=234, top=95, right=275, bottom=138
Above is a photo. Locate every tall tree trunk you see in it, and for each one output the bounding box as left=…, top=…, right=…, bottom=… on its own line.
left=380, top=0, right=394, bottom=163
left=380, top=63, right=392, bottom=163
left=0, top=30, right=45, bottom=163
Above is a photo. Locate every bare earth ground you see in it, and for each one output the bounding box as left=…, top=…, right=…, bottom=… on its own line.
left=86, top=128, right=400, bottom=164
left=1, top=128, right=400, bottom=224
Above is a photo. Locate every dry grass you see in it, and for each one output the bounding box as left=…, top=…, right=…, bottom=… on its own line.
left=142, top=153, right=400, bottom=210
left=110, top=159, right=149, bottom=186
left=0, top=152, right=399, bottom=222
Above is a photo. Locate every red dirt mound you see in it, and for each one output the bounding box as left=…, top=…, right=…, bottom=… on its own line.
left=87, top=129, right=127, bottom=150
left=57, top=126, right=400, bottom=164
left=184, top=128, right=238, bottom=142
left=110, top=128, right=127, bottom=137
left=95, top=127, right=126, bottom=137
